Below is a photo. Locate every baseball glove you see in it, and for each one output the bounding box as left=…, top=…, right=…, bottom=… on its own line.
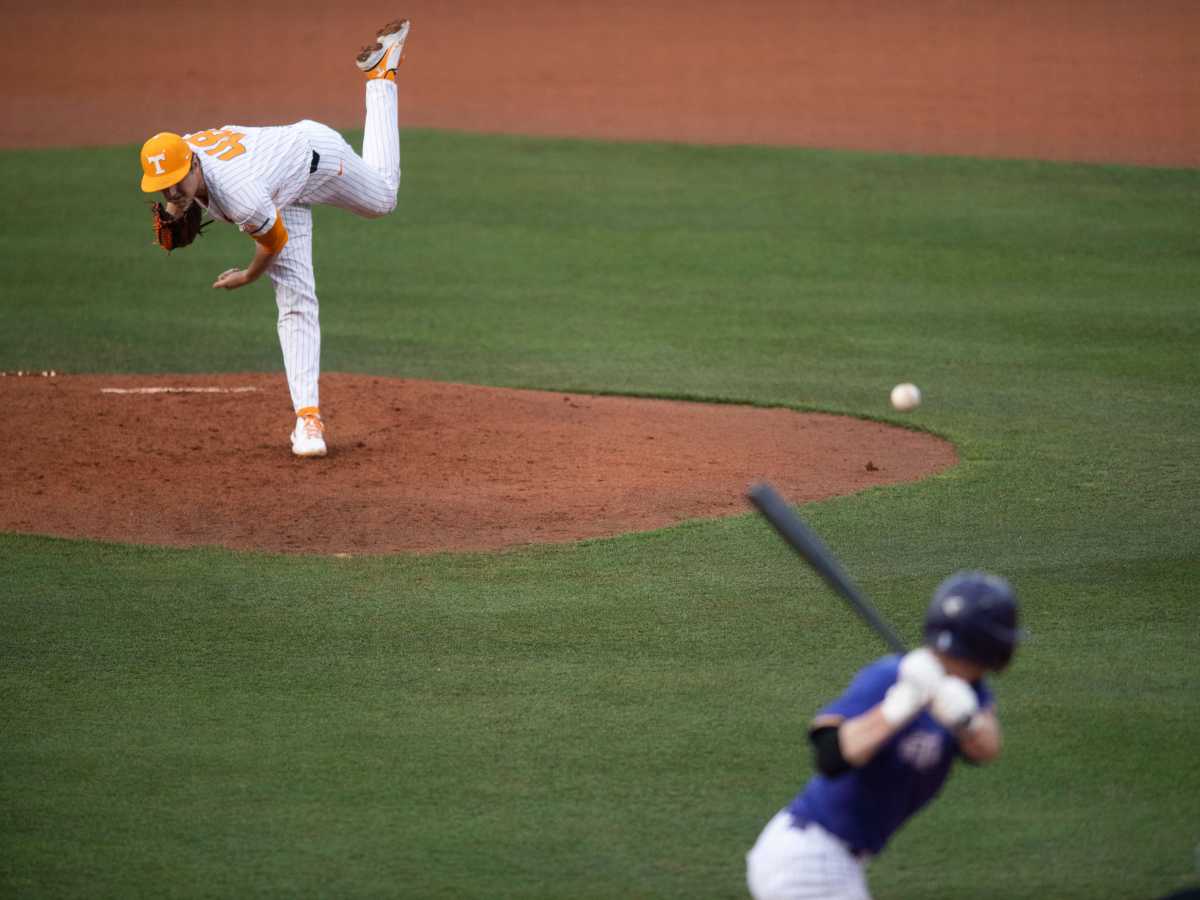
left=151, top=201, right=210, bottom=252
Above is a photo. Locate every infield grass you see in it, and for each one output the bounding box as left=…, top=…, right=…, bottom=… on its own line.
left=1, top=131, right=1198, bottom=899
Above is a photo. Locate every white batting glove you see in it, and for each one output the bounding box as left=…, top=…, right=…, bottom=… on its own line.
left=897, top=648, right=945, bottom=701
left=881, top=649, right=943, bottom=725
left=880, top=681, right=923, bottom=725
left=930, top=676, right=980, bottom=731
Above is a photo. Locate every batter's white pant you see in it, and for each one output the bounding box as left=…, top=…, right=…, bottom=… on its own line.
left=269, top=78, right=401, bottom=413
left=746, top=810, right=872, bottom=900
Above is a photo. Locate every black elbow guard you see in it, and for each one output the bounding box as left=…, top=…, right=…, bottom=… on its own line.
left=810, top=725, right=852, bottom=777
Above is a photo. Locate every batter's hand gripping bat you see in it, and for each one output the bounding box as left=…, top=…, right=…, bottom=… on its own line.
left=747, top=481, right=908, bottom=653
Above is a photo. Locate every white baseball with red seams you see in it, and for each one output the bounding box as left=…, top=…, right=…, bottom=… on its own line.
left=890, top=383, right=921, bottom=412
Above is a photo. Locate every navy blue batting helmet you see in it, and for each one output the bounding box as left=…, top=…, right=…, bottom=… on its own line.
left=924, top=571, right=1021, bottom=670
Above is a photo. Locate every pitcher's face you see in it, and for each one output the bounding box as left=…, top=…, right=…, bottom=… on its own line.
left=162, top=164, right=199, bottom=207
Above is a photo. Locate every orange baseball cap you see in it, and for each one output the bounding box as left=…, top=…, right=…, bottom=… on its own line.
left=139, top=132, right=193, bottom=192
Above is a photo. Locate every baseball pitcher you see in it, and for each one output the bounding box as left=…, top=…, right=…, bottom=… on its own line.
left=138, top=19, right=411, bottom=458
left=746, top=571, right=1022, bottom=900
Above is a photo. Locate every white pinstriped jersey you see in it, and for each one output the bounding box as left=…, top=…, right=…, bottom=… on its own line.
left=178, top=79, right=401, bottom=417
left=185, top=124, right=313, bottom=239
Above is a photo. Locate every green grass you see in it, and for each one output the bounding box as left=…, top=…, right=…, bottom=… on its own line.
left=2, top=131, right=1199, bottom=898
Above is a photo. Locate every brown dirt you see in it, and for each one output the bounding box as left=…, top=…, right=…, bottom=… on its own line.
left=2, top=1, right=1197, bottom=166
left=9, top=2, right=1186, bottom=554
left=2, top=374, right=954, bottom=554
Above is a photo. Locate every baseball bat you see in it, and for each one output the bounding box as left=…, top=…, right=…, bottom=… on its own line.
left=747, top=481, right=908, bottom=653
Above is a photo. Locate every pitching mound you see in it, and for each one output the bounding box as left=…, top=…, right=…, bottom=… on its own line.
left=3, top=373, right=956, bottom=554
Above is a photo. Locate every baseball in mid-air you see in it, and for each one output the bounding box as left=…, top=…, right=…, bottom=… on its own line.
left=890, top=382, right=922, bottom=412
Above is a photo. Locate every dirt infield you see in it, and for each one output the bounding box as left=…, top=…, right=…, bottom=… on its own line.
left=2, top=374, right=954, bottom=554
left=3, top=1, right=1197, bottom=166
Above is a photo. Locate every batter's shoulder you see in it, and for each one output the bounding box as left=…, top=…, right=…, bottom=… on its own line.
left=840, top=654, right=903, bottom=696
left=860, top=653, right=902, bottom=680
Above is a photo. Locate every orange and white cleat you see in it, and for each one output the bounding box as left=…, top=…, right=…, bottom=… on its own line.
left=356, top=19, right=411, bottom=81
left=291, top=412, right=327, bottom=458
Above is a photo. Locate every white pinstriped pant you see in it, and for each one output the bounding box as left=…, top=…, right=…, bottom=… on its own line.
left=269, top=78, right=401, bottom=413
left=746, top=810, right=872, bottom=900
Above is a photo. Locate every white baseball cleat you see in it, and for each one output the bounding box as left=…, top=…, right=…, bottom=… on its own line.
left=291, top=413, right=328, bottom=458
left=356, top=19, right=411, bottom=79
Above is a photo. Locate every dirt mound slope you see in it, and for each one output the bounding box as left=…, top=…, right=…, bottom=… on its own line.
left=2, top=373, right=955, bottom=554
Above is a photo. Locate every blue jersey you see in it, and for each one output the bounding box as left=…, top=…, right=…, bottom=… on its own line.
left=787, top=655, right=993, bottom=855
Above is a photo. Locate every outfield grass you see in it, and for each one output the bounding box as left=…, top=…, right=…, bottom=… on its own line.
left=2, top=131, right=1198, bottom=898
